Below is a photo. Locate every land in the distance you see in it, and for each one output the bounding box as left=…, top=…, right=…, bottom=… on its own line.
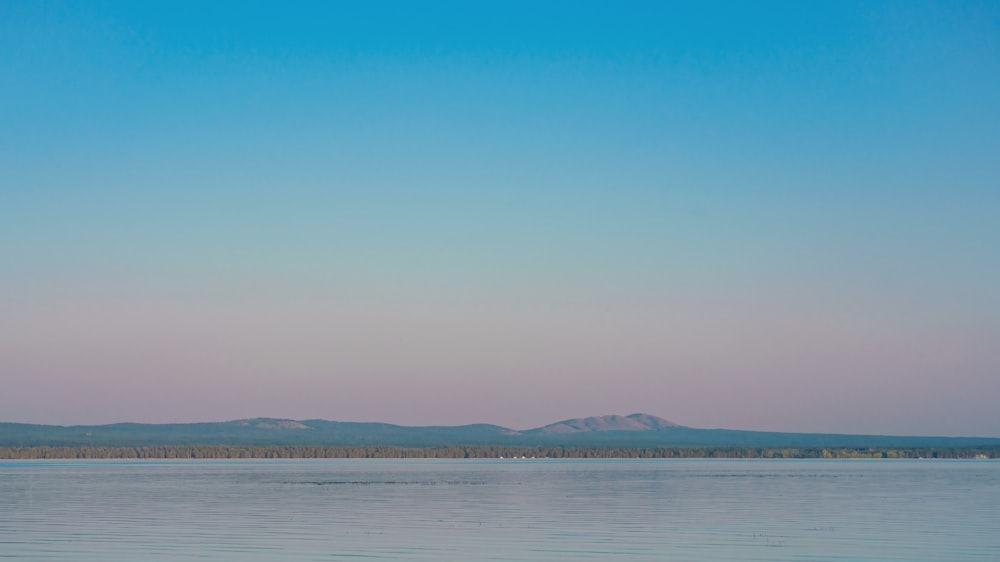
left=1, top=414, right=998, bottom=459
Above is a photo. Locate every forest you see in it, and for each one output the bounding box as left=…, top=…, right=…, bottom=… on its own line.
left=1, top=445, right=996, bottom=460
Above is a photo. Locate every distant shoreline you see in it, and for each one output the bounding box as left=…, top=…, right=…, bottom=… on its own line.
left=5, top=415, right=999, bottom=451
left=2, top=445, right=996, bottom=460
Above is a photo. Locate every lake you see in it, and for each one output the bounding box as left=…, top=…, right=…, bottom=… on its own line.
left=1, top=459, right=997, bottom=560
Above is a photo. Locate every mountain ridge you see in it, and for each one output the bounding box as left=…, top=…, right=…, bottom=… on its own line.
left=2, top=414, right=999, bottom=449
left=3, top=412, right=1000, bottom=450
left=230, top=414, right=680, bottom=434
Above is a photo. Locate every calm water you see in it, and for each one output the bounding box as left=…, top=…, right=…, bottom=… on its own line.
left=1, top=459, right=997, bottom=561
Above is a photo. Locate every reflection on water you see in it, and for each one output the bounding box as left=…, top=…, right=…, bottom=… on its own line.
left=1, top=459, right=998, bottom=561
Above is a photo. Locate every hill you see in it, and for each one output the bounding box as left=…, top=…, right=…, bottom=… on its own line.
left=1, top=414, right=998, bottom=449
left=529, top=413, right=679, bottom=434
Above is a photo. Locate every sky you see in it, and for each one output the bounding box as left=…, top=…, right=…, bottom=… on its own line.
left=2, top=1, right=999, bottom=436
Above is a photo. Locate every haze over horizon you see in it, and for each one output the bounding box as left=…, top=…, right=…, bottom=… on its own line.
left=3, top=2, right=999, bottom=437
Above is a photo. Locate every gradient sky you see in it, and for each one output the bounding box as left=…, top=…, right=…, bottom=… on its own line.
left=2, top=1, right=998, bottom=435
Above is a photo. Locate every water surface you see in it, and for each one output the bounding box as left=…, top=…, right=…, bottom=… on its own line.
left=1, top=459, right=997, bottom=560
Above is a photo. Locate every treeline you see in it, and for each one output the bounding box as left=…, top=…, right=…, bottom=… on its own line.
left=0, top=445, right=996, bottom=460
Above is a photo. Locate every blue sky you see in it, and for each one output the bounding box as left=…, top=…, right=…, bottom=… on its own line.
left=2, top=1, right=999, bottom=435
